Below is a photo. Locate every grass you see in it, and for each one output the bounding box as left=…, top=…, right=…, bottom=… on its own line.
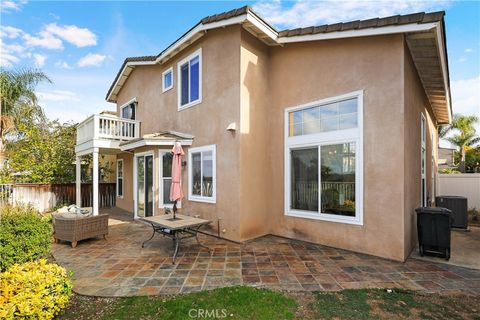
left=59, top=286, right=297, bottom=320
left=312, top=289, right=479, bottom=320
left=58, top=286, right=479, bottom=320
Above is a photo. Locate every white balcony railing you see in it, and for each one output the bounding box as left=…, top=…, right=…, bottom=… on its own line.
left=76, top=114, right=140, bottom=145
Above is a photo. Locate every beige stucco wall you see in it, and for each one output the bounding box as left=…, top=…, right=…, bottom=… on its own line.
left=263, top=35, right=407, bottom=261
left=116, top=152, right=134, bottom=212
left=238, top=31, right=271, bottom=240
left=111, top=26, right=440, bottom=261
left=403, top=42, right=438, bottom=258
left=115, top=26, right=243, bottom=241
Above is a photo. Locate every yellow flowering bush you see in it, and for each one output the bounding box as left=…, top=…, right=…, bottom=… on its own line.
left=0, top=259, right=72, bottom=320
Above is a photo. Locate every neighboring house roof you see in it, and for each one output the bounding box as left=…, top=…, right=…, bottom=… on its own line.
left=106, top=6, right=452, bottom=124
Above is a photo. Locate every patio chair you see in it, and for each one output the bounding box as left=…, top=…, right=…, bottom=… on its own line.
left=53, top=214, right=109, bottom=248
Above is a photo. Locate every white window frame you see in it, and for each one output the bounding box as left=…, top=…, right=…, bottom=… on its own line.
left=421, top=113, right=427, bottom=207
left=431, top=130, right=435, bottom=204
left=188, top=144, right=216, bottom=203
left=120, top=97, right=137, bottom=120
left=284, top=90, right=364, bottom=225
left=133, top=151, right=155, bottom=219
left=177, top=48, right=202, bottom=110
left=162, top=67, right=173, bottom=93
left=158, top=150, right=181, bottom=209
left=116, top=159, right=124, bottom=198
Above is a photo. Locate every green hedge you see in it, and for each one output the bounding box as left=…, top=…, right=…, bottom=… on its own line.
left=0, top=205, right=52, bottom=272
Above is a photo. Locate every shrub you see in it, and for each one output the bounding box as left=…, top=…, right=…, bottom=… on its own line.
left=0, top=204, right=52, bottom=271
left=468, top=208, right=479, bottom=223
left=0, top=259, right=72, bottom=320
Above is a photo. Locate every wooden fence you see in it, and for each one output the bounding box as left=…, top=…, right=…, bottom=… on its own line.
left=0, top=183, right=116, bottom=212
left=438, top=174, right=480, bottom=209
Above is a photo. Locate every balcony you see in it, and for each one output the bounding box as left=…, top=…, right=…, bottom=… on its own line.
left=75, top=114, right=140, bottom=155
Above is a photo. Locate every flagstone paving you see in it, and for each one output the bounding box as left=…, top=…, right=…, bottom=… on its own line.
left=51, top=211, right=480, bottom=297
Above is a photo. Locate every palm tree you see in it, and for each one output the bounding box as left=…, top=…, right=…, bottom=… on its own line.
left=0, top=68, right=50, bottom=169
left=440, top=114, right=480, bottom=173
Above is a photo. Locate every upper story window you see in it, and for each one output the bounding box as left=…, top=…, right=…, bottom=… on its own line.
left=121, top=99, right=136, bottom=120
left=178, top=48, right=202, bottom=110
left=162, top=67, right=173, bottom=92
left=289, top=98, right=358, bottom=136
left=285, top=91, right=363, bottom=225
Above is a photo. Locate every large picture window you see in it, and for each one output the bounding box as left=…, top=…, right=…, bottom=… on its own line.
left=285, top=91, right=363, bottom=225
left=188, top=145, right=216, bottom=203
left=178, top=48, right=202, bottom=110
left=116, top=159, right=124, bottom=198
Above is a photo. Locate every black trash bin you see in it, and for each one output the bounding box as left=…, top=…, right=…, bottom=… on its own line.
left=436, top=196, right=468, bottom=229
left=415, top=207, right=452, bottom=260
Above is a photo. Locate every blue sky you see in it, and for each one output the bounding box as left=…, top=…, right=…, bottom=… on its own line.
left=1, top=0, right=479, bottom=135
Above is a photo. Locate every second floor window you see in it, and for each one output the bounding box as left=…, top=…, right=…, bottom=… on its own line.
left=162, top=67, right=173, bottom=92
left=178, top=48, right=202, bottom=110
left=121, top=102, right=136, bottom=120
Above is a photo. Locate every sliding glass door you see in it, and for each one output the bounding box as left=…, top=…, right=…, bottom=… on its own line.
left=136, top=154, right=153, bottom=217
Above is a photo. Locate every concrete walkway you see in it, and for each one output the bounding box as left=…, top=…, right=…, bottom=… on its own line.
left=410, top=226, right=480, bottom=270
left=52, top=210, right=480, bottom=297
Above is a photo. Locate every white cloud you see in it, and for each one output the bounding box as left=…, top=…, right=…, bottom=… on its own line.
left=0, top=53, right=20, bottom=67
left=37, top=90, right=79, bottom=102
left=23, top=31, right=63, bottom=49
left=451, top=76, right=480, bottom=117
left=464, top=48, right=473, bottom=53
left=0, top=38, right=25, bottom=67
left=33, top=53, right=47, bottom=67
left=458, top=57, right=467, bottom=63
left=253, top=0, right=452, bottom=28
left=1, top=0, right=27, bottom=13
left=45, top=23, right=97, bottom=47
left=77, top=53, right=106, bottom=67
left=0, top=26, right=24, bottom=39
left=54, top=60, right=73, bottom=69
left=21, top=23, right=97, bottom=50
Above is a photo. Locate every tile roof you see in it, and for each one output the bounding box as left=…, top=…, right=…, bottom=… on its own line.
left=106, top=6, right=446, bottom=102
left=277, top=11, right=445, bottom=37
left=201, top=5, right=249, bottom=24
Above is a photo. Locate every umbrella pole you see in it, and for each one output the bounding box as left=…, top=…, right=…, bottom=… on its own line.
left=173, top=200, right=177, bottom=220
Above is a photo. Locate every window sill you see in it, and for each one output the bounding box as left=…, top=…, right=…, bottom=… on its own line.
left=285, top=210, right=363, bottom=226
left=188, top=195, right=216, bottom=204
left=116, top=196, right=124, bottom=199
left=178, top=99, right=202, bottom=111
left=162, top=86, right=173, bottom=93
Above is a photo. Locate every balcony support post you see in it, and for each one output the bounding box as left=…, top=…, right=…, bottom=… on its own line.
left=92, top=148, right=99, bottom=216
left=76, top=155, right=81, bottom=207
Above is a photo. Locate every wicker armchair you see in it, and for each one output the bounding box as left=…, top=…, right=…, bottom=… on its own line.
left=53, top=214, right=109, bottom=248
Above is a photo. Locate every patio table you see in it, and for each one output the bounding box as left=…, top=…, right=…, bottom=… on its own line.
left=140, top=214, right=212, bottom=263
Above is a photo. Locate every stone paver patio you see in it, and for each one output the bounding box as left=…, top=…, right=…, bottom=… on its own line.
left=52, top=210, right=480, bottom=297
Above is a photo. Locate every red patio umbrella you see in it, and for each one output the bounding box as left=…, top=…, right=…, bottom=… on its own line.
left=170, top=141, right=184, bottom=219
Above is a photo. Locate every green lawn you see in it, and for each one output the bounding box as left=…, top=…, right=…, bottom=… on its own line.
left=58, top=286, right=479, bottom=320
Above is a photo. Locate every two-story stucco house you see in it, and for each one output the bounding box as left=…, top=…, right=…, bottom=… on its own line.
left=74, top=6, right=452, bottom=261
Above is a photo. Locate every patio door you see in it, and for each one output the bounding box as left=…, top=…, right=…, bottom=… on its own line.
left=136, top=153, right=154, bottom=217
